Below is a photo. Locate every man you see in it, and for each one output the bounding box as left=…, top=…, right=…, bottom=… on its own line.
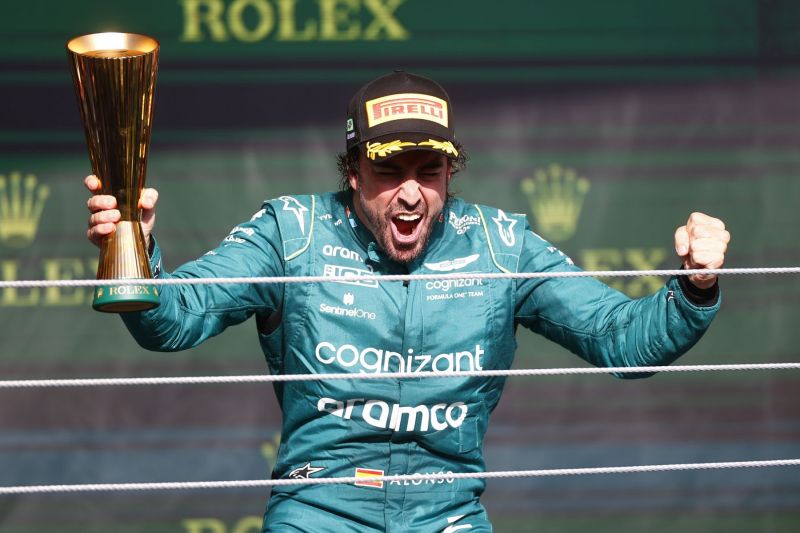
left=85, top=71, right=730, bottom=532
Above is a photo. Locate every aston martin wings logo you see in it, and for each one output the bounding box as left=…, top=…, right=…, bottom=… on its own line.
left=424, top=254, right=480, bottom=272
left=492, top=210, right=518, bottom=247
left=279, top=196, right=308, bottom=235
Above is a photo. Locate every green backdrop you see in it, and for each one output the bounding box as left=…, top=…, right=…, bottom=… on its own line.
left=1, top=1, right=799, bottom=531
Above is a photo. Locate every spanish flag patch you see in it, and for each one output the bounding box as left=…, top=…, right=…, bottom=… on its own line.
left=354, top=467, right=384, bottom=488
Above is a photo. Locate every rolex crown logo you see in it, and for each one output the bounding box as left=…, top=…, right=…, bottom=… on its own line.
left=0, top=171, right=50, bottom=248
left=520, top=164, right=590, bottom=243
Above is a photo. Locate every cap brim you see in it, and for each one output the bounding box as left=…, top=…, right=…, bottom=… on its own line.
left=362, top=133, right=459, bottom=162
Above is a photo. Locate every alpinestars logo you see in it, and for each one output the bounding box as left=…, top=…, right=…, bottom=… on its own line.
left=288, top=463, right=325, bottom=479
left=279, top=196, right=308, bottom=235
left=492, top=210, right=518, bottom=247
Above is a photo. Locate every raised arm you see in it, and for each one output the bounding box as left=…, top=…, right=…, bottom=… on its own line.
left=515, top=213, right=728, bottom=376
left=84, top=176, right=284, bottom=351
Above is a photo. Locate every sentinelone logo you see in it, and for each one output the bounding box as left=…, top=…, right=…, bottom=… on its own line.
left=319, top=302, right=376, bottom=320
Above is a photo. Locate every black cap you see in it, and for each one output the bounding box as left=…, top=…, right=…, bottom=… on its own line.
left=346, top=70, right=458, bottom=161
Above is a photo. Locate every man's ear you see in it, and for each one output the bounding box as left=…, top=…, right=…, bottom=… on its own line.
left=348, top=154, right=361, bottom=191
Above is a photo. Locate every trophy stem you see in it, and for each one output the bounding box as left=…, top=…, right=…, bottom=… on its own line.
left=92, top=221, right=159, bottom=312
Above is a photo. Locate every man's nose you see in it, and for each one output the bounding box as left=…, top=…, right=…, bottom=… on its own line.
left=398, top=178, right=421, bottom=206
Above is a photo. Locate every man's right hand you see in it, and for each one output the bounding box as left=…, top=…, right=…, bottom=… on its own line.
left=85, top=175, right=159, bottom=249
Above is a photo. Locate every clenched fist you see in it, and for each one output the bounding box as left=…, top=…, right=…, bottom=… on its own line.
left=674, top=212, right=730, bottom=289
left=85, top=174, right=159, bottom=248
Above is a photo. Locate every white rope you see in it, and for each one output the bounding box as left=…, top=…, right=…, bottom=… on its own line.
left=1, top=458, right=797, bottom=495
left=1, top=363, right=798, bottom=389
left=1, top=266, right=799, bottom=289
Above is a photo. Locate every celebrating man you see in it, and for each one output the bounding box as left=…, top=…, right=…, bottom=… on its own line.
left=85, top=71, right=730, bottom=531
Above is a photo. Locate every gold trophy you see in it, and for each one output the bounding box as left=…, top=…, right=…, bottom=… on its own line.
left=67, top=32, right=160, bottom=312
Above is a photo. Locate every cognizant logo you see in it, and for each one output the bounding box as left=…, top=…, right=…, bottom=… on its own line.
left=318, top=398, right=468, bottom=432
left=315, top=342, right=484, bottom=374
left=425, top=278, right=483, bottom=292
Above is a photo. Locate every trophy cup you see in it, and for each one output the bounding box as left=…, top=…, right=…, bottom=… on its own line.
left=67, top=32, right=160, bottom=312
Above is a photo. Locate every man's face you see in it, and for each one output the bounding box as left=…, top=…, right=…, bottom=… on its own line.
left=349, top=150, right=450, bottom=264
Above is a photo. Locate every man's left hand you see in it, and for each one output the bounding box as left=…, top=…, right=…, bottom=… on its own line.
left=674, top=212, right=731, bottom=289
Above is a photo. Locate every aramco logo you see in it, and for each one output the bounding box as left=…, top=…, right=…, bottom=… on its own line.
left=520, top=164, right=589, bottom=243
left=0, top=171, right=50, bottom=248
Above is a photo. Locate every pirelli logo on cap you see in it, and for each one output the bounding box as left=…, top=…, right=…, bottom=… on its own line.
left=354, top=467, right=384, bottom=488
left=366, top=93, right=448, bottom=128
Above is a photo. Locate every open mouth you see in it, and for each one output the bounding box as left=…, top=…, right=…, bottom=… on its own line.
left=391, top=213, right=423, bottom=244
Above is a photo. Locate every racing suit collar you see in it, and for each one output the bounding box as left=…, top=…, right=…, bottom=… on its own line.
left=342, top=190, right=378, bottom=251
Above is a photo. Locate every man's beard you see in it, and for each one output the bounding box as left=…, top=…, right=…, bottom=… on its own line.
left=354, top=192, right=439, bottom=264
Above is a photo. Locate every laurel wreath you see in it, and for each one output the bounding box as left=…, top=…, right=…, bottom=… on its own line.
left=366, top=139, right=459, bottom=160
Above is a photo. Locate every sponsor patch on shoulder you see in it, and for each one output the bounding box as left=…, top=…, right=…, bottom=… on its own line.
left=492, top=209, right=518, bottom=247
left=279, top=196, right=309, bottom=235
left=448, top=211, right=481, bottom=235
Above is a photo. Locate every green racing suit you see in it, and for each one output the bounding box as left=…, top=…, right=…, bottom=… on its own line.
left=122, top=191, right=719, bottom=532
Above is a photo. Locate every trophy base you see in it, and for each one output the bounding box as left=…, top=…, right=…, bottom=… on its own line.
left=92, top=283, right=160, bottom=313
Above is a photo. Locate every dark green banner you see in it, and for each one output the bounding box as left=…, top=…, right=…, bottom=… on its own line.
left=4, top=0, right=800, bottom=82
